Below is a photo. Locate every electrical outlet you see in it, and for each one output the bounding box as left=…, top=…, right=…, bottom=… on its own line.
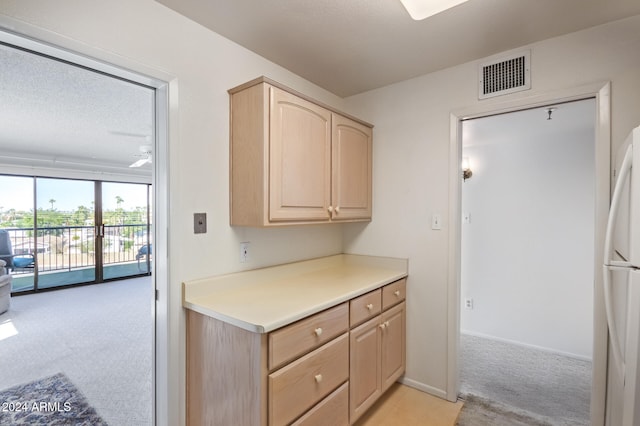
left=464, top=298, right=474, bottom=310
left=240, top=242, right=250, bottom=263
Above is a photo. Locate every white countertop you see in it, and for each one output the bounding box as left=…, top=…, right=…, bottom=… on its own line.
left=183, top=254, right=408, bottom=333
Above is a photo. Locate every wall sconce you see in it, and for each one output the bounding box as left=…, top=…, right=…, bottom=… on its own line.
left=462, top=157, right=473, bottom=181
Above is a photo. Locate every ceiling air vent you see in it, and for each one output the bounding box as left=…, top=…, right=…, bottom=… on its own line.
left=479, top=51, right=530, bottom=99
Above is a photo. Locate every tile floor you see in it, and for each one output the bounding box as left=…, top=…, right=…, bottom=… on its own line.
left=354, top=383, right=463, bottom=426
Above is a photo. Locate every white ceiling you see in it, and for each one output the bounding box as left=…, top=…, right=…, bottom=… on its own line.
left=156, top=0, right=640, bottom=97
left=0, top=43, right=154, bottom=178
left=463, top=98, right=596, bottom=149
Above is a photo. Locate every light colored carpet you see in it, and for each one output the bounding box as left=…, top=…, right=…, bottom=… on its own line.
left=457, top=394, right=553, bottom=426
left=460, top=333, right=591, bottom=426
left=0, top=278, right=153, bottom=425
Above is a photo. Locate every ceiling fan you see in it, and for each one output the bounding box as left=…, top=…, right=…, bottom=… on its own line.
left=129, top=145, right=152, bottom=168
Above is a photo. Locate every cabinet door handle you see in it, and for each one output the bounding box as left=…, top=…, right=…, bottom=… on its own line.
left=379, top=323, right=386, bottom=330
left=315, top=374, right=323, bottom=383
left=328, top=206, right=334, bottom=213
left=385, top=321, right=390, bottom=327
left=314, top=327, right=323, bottom=337
left=366, top=303, right=374, bottom=310
left=335, top=206, right=340, bottom=214
left=394, top=290, right=401, bottom=297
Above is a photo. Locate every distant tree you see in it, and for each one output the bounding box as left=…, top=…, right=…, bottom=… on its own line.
left=115, top=196, right=125, bottom=230
left=49, top=199, right=56, bottom=210
left=71, top=205, right=92, bottom=226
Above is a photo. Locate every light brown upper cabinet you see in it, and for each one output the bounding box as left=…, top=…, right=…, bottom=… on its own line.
left=229, top=77, right=373, bottom=226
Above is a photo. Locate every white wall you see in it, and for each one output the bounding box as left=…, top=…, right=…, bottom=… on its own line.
left=0, top=2, right=355, bottom=424
left=343, top=15, right=640, bottom=397
left=460, top=100, right=595, bottom=359
left=4, top=0, right=640, bottom=420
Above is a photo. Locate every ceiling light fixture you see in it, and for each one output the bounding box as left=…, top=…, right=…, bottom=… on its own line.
left=399, top=0, right=469, bottom=20
left=129, top=145, right=153, bottom=168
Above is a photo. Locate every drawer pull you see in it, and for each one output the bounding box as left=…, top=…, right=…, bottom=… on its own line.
left=366, top=303, right=374, bottom=310
left=379, top=323, right=386, bottom=330
left=385, top=321, right=390, bottom=327
left=315, top=374, right=323, bottom=383
left=314, top=327, right=323, bottom=337
left=394, top=290, right=401, bottom=297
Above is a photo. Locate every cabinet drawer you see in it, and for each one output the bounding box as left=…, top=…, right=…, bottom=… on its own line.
left=269, top=302, right=348, bottom=370
left=350, top=289, right=381, bottom=327
left=382, top=278, right=406, bottom=310
left=269, top=333, right=349, bottom=426
left=291, top=381, right=349, bottom=426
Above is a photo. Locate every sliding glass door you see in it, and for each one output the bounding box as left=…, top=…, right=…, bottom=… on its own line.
left=0, top=174, right=151, bottom=293
left=102, top=182, right=151, bottom=280
left=36, top=177, right=97, bottom=289
left=0, top=175, right=35, bottom=292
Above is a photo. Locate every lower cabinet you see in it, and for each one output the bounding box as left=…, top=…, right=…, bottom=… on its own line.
left=349, top=300, right=406, bottom=424
left=381, top=303, right=406, bottom=391
left=186, top=278, right=406, bottom=426
left=269, top=333, right=349, bottom=425
left=349, top=315, right=382, bottom=422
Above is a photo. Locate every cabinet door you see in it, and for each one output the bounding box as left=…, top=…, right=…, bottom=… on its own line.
left=349, top=315, right=381, bottom=423
left=269, top=87, right=332, bottom=222
left=381, top=302, right=406, bottom=391
left=331, top=114, right=372, bottom=221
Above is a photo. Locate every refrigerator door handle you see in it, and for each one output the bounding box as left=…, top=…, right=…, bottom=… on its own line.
left=603, top=265, right=626, bottom=380
left=603, top=144, right=633, bottom=380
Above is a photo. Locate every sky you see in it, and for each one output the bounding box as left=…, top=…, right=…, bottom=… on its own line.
left=0, top=175, right=148, bottom=212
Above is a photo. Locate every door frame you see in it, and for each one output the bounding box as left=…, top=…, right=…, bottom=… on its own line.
left=447, top=81, right=611, bottom=424
left=0, top=26, right=174, bottom=425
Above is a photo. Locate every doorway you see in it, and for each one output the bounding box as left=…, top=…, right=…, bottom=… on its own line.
left=0, top=32, right=166, bottom=425
left=458, top=99, right=595, bottom=424
left=447, top=82, right=611, bottom=425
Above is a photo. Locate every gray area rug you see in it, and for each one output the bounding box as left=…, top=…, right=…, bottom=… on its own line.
left=460, top=333, right=591, bottom=425
left=0, top=373, right=108, bottom=425
left=457, top=394, right=553, bottom=426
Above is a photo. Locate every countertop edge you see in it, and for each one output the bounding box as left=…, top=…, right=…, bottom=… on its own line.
left=182, top=254, right=408, bottom=334
left=184, top=302, right=266, bottom=333
left=256, top=271, right=407, bottom=333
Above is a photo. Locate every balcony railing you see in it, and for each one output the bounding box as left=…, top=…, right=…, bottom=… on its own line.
left=3, top=225, right=151, bottom=275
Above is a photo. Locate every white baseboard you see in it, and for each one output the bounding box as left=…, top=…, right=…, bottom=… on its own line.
left=460, top=329, right=592, bottom=362
left=399, top=377, right=450, bottom=400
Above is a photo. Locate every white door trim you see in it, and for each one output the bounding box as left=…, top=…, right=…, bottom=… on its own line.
left=447, top=82, right=611, bottom=425
left=0, top=23, right=176, bottom=426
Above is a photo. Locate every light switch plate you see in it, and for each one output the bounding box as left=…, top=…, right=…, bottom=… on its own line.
left=194, top=213, right=207, bottom=234
left=431, top=214, right=442, bottom=230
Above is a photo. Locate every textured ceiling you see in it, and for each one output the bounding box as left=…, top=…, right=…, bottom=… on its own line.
left=0, top=43, right=154, bottom=178
left=156, top=0, right=640, bottom=97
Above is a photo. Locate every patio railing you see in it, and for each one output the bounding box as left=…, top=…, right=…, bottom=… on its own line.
left=3, top=225, right=151, bottom=274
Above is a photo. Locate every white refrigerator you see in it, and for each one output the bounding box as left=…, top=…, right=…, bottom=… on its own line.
left=604, top=125, right=640, bottom=426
